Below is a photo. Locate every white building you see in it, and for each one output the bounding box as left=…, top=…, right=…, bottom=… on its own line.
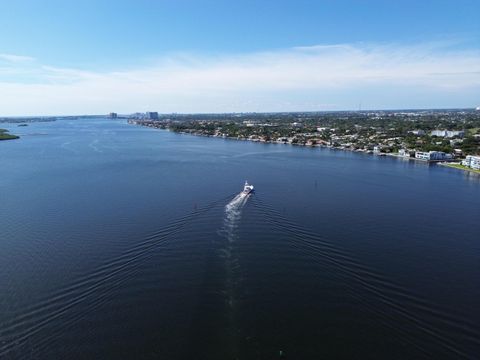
left=450, top=138, right=463, bottom=146
left=398, top=149, right=412, bottom=157
left=243, top=121, right=256, bottom=127
left=430, top=130, right=465, bottom=138
left=409, top=130, right=426, bottom=136
left=462, top=155, right=480, bottom=170
left=415, top=151, right=453, bottom=161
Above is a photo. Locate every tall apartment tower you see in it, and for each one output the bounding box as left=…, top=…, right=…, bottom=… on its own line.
left=146, top=112, right=159, bottom=120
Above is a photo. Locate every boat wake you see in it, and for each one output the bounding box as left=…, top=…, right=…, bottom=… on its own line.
left=184, top=191, right=252, bottom=359
left=223, top=192, right=250, bottom=244
left=220, top=190, right=251, bottom=307
left=203, top=190, right=252, bottom=358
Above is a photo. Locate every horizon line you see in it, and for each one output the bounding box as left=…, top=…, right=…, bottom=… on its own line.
left=1, top=106, right=479, bottom=119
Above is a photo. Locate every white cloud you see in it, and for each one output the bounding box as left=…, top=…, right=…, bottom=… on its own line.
left=0, top=42, right=479, bottom=115
left=0, top=53, right=35, bottom=63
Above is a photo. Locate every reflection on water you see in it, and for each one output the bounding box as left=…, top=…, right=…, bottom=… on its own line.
left=459, top=168, right=480, bottom=182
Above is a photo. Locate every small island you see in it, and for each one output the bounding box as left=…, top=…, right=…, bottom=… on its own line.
left=0, top=129, right=20, bottom=141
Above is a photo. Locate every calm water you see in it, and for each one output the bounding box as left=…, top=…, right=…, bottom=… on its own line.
left=1, top=118, right=479, bottom=359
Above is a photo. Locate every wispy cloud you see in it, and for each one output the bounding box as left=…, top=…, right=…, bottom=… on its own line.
left=0, top=53, right=35, bottom=63
left=0, top=42, right=479, bottom=115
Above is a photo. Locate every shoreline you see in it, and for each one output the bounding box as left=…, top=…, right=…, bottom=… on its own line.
left=437, top=162, right=480, bottom=175
left=0, top=128, right=20, bottom=141
left=131, top=123, right=464, bottom=166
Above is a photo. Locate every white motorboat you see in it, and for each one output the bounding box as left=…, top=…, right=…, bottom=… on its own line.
left=243, top=181, right=254, bottom=195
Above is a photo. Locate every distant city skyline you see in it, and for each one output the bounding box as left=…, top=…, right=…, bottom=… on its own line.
left=0, top=0, right=479, bottom=116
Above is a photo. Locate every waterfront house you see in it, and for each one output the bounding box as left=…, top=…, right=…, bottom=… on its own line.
left=453, top=149, right=463, bottom=157
left=398, top=149, right=412, bottom=157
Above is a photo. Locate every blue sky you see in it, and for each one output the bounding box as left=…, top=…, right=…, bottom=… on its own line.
left=0, top=0, right=479, bottom=115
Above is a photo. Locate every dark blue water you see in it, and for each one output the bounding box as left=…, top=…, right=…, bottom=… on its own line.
left=1, top=118, right=479, bottom=359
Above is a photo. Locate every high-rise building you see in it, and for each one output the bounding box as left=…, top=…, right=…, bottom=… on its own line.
left=108, top=112, right=118, bottom=119
left=146, top=112, right=159, bottom=120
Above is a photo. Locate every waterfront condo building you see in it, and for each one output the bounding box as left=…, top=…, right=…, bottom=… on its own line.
left=461, top=155, right=480, bottom=170
left=415, top=151, right=453, bottom=161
